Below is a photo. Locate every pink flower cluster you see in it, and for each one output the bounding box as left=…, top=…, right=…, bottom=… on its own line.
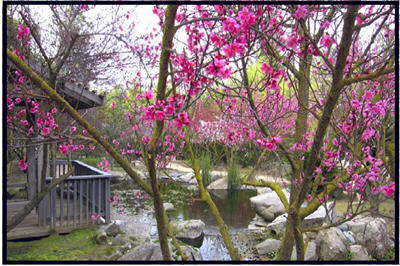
left=17, top=25, right=30, bottom=40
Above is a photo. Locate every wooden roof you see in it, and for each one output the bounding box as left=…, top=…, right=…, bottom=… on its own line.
left=7, top=59, right=106, bottom=110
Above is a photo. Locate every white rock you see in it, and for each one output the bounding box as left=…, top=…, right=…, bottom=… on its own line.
left=207, top=177, right=228, bottom=190
left=170, top=219, right=205, bottom=247
left=350, top=245, right=370, bottom=260
left=256, top=238, right=282, bottom=255
left=291, top=241, right=318, bottom=260
left=315, top=227, right=349, bottom=260
left=163, top=202, right=175, bottom=212
left=346, top=216, right=389, bottom=259
left=249, top=190, right=289, bottom=222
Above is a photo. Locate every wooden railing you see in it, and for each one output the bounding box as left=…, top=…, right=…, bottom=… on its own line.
left=38, top=160, right=111, bottom=228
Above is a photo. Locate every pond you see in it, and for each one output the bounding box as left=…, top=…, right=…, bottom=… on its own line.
left=167, top=189, right=258, bottom=260
left=113, top=181, right=258, bottom=260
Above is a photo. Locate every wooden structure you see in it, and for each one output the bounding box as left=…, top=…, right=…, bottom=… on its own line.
left=7, top=160, right=112, bottom=240
left=6, top=58, right=110, bottom=240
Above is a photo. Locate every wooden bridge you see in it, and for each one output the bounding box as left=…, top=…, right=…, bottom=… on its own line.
left=7, top=160, right=112, bottom=240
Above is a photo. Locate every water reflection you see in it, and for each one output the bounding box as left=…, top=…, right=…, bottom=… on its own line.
left=170, top=189, right=257, bottom=228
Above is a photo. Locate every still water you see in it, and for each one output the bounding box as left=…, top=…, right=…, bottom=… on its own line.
left=168, top=189, right=257, bottom=260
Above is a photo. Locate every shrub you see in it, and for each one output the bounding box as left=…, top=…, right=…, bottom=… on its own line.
left=227, top=158, right=241, bottom=190
left=199, top=153, right=212, bottom=187
left=80, top=157, right=102, bottom=168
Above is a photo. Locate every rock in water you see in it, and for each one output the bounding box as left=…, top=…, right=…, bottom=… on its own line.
left=207, top=177, right=228, bottom=190
left=249, top=190, right=289, bottom=222
left=346, top=216, right=389, bottom=259
left=170, top=219, right=205, bottom=247
left=315, top=227, right=349, bottom=260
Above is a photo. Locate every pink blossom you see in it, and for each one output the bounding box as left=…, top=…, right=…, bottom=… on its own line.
left=91, top=214, right=100, bottom=220
left=79, top=5, right=89, bottom=11
left=261, top=63, right=273, bottom=75
left=59, top=143, right=69, bottom=154
left=363, top=90, right=374, bottom=101
left=155, top=110, right=166, bottom=121
left=320, top=34, right=331, bottom=48
left=223, top=43, right=243, bottom=57
left=293, top=5, right=307, bottom=20
left=381, top=183, right=395, bottom=197
left=112, top=139, right=120, bottom=146
left=70, top=126, right=77, bottom=135
left=287, top=36, right=298, bottom=49
left=110, top=101, right=116, bottom=109
left=361, top=128, right=375, bottom=141
left=42, top=127, right=50, bottom=136
left=19, top=160, right=28, bottom=171
left=51, top=107, right=57, bottom=114
left=143, top=90, right=154, bottom=100
left=132, top=125, right=138, bottom=131
left=307, top=194, right=313, bottom=202
left=126, top=112, right=132, bottom=119
left=143, top=193, right=149, bottom=199
left=17, top=25, right=30, bottom=39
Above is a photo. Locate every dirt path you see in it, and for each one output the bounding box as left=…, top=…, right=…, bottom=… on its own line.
left=166, top=161, right=286, bottom=185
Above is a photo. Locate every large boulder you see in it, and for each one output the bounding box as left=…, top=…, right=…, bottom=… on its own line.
left=207, top=177, right=228, bottom=190
left=345, top=216, right=389, bottom=259
left=266, top=202, right=337, bottom=235
left=119, top=243, right=168, bottom=260
left=118, top=220, right=151, bottom=243
left=170, top=219, right=205, bottom=247
left=119, top=241, right=202, bottom=261
left=256, top=238, right=282, bottom=255
left=266, top=213, right=287, bottom=235
left=302, top=202, right=337, bottom=228
left=179, top=173, right=197, bottom=184
left=350, top=245, right=370, bottom=261
left=249, top=190, right=289, bottom=222
left=315, top=227, right=349, bottom=260
left=98, top=222, right=121, bottom=237
left=175, top=245, right=203, bottom=261
left=163, top=202, right=175, bottom=212
left=291, top=241, right=318, bottom=261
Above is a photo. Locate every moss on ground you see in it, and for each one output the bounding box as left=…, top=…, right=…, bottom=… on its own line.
left=7, top=228, right=116, bottom=261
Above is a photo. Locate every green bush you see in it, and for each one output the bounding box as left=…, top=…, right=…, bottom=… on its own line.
left=227, top=158, right=241, bottom=190
left=80, top=157, right=102, bottom=168
left=199, top=153, right=212, bottom=187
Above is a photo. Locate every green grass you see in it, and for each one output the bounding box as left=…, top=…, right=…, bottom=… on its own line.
left=7, top=228, right=116, bottom=261
left=334, top=198, right=395, bottom=216
left=80, top=157, right=102, bottom=168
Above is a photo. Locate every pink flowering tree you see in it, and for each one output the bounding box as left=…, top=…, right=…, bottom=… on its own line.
left=7, top=4, right=395, bottom=261
left=164, top=4, right=395, bottom=260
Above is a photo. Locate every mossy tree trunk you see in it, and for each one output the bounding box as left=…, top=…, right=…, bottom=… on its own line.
left=143, top=5, right=178, bottom=260
left=277, top=5, right=360, bottom=260
left=6, top=6, right=185, bottom=260
left=185, top=133, right=241, bottom=260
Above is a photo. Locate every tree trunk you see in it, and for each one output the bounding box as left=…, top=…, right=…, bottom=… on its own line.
left=185, top=133, right=241, bottom=260
left=148, top=155, right=172, bottom=260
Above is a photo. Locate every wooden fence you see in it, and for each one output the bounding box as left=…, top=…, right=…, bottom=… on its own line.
left=38, top=160, right=111, bottom=228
